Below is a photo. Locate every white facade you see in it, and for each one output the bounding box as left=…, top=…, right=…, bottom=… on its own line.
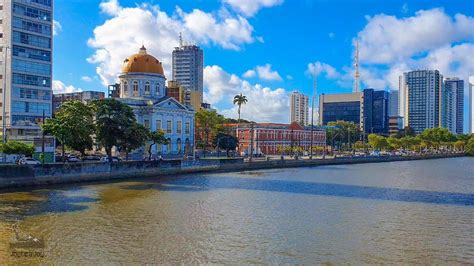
left=172, top=45, right=203, bottom=103
left=290, top=91, right=309, bottom=126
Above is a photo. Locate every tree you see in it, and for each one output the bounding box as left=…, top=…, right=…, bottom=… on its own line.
left=0, top=141, right=35, bottom=157
left=387, top=137, right=402, bottom=150
left=466, top=136, right=474, bottom=156
left=453, top=140, right=465, bottom=152
left=148, top=130, right=168, bottom=160
left=419, top=128, right=456, bottom=151
left=326, top=121, right=361, bottom=150
left=91, top=99, right=136, bottom=160
left=42, top=101, right=94, bottom=161
left=213, top=133, right=238, bottom=157
left=195, top=109, right=224, bottom=157
left=118, top=123, right=150, bottom=161
left=368, top=134, right=389, bottom=151
left=233, top=93, right=248, bottom=138
left=353, top=141, right=368, bottom=151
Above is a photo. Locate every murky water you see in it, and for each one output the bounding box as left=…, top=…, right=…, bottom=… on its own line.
left=0, top=157, right=473, bottom=264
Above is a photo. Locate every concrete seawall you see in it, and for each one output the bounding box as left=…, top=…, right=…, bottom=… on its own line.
left=0, top=154, right=466, bottom=189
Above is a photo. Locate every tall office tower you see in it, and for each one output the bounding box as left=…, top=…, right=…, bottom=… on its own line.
left=388, top=90, right=399, bottom=116
left=399, top=70, right=445, bottom=134
left=0, top=0, right=54, bottom=161
left=445, top=78, right=464, bottom=134
left=470, top=76, right=474, bottom=133
left=290, top=91, right=309, bottom=126
left=172, top=42, right=203, bottom=103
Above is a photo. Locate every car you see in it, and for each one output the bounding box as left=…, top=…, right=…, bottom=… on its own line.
left=82, top=155, right=101, bottom=162
left=17, top=157, right=41, bottom=165
left=100, top=156, right=122, bottom=163
left=66, top=155, right=81, bottom=163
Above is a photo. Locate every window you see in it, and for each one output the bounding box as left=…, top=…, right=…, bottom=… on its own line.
left=177, top=138, right=182, bottom=153
left=132, top=81, right=139, bottom=97
left=13, top=59, right=51, bottom=75
left=156, top=120, right=161, bottom=130
left=177, top=121, right=182, bottom=134
left=123, top=81, right=128, bottom=95
left=13, top=17, right=52, bottom=36
left=167, top=120, right=172, bottom=133
left=166, top=138, right=171, bottom=153
left=185, top=122, right=190, bottom=134
left=13, top=3, right=52, bottom=22
left=13, top=45, right=51, bottom=62
left=13, top=31, right=51, bottom=48
left=155, top=83, right=160, bottom=95
left=144, top=119, right=150, bottom=129
left=145, top=82, right=150, bottom=95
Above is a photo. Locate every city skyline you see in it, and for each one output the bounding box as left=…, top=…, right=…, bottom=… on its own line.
left=51, top=0, right=473, bottom=126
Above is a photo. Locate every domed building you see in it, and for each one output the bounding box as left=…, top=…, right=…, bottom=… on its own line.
left=117, top=46, right=195, bottom=158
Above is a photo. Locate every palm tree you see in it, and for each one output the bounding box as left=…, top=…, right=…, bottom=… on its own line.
left=233, top=93, right=248, bottom=139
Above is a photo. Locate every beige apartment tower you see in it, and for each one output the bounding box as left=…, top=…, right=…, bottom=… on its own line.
left=290, top=91, right=309, bottom=126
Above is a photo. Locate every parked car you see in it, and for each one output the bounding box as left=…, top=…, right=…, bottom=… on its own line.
left=82, top=155, right=101, bottom=162
left=100, top=156, right=122, bottom=163
left=17, top=157, right=41, bottom=165
left=66, top=155, right=81, bottom=163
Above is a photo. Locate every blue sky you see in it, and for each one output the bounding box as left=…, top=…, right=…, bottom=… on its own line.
left=53, top=0, right=474, bottom=129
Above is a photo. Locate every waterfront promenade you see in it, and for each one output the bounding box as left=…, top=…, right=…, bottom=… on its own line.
left=0, top=153, right=466, bottom=190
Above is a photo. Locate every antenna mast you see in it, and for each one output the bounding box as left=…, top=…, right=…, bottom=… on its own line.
left=354, top=39, right=360, bottom=92
left=179, top=32, right=183, bottom=48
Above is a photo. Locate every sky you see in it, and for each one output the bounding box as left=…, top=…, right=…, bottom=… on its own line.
left=52, top=0, right=474, bottom=130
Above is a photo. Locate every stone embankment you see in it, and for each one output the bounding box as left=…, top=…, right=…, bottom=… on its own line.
left=0, top=154, right=466, bottom=189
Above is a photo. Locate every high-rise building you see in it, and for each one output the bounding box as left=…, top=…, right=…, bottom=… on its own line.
left=1, top=0, right=55, bottom=162
left=319, top=89, right=389, bottom=135
left=399, top=70, right=446, bottom=134
left=172, top=44, right=203, bottom=103
left=53, top=91, right=105, bottom=113
left=290, top=91, right=309, bottom=126
left=445, top=78, right=464, bottom=134
left=388, top=90, right=399, bottom=116
left=470, top=76, right=474, bottom=133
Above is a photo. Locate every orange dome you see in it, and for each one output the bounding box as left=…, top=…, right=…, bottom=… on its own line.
left=121, top=46, right=164, bottom=75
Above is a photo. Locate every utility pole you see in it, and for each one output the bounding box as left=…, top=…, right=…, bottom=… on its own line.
left=2, top=46, right=9, bottom=163
left=310, top=72, right=317, bottom=159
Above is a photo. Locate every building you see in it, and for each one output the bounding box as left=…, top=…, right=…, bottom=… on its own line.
left=116, top=46, right=195, bottom=159
left=1, top=0, right=55, bottom=162
left=53, top=91, right=105, bottom=113
left=230, top=122, right=326, bottom=155
left=399, top=70, right=445, bottom=134
left=388, top=90, right=399, bottom=116
left=445, top=78, right=464, bottom=134
left=389, top=116, right=403, bottom=135
left=290, top=91, right=309, bottom=126
left=319, top=89, right=389, bottom=134
left=470, top=77, right=474, bottom=133
left=172, top=43, right=203, bottom=103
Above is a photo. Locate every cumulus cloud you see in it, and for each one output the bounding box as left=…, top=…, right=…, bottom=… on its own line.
left=224, top=0, right=284, bottom=17
left=358, top=8, right=474, bottom=64
left=307, top=61, right=340, bottom=79
left=53, top=20, right=62, bottom=36
left=204, top=65, right=289, bottom=122
left=88, top=0, right=258, bottom=86
left=53, top=80, right=83, bottom=94
left=243, top=64, right=282, bottom=81
left=81, top=76, right=94, bottom=82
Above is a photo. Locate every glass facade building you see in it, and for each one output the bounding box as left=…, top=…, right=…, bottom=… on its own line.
left=445, top=78, right=464, bottom=134
left=363, top=89, right=389, bottom=135
left=1, top=0, right=54, bottom=161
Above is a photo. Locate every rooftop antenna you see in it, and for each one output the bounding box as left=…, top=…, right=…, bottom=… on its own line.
left=179, top=32, right=183, bottom=48
left=353, top=39, right=360, bottom=92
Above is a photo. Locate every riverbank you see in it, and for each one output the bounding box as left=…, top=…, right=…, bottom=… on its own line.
left=0, top=154, right=466, bottom=190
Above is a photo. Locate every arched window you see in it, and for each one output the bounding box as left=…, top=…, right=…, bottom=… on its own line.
left=166, top=138, right=172, bottom=154
left=133, top=81, right=139, bottom=97
left=123, top=81, right=128, bottom=95
left=144, top=81, right=151, bottom=95
left=155, top=83, right=160, bottom=95
left=185, top=138, right=191, bottom=153
left=177, top=138, right=182, bottom=154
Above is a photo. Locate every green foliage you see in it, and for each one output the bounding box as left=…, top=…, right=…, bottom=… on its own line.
left=148, top=130, right=169, bottom=160
left=419, top=128, right=456, bottom=143
left=195, top=109, right=224, bottom=156
left=233, top=93, right=248, bottom=120
left=387, top=137, right=402, bottom=150
left=368, top=134, right=389, bottom=151
left=118, top=123, right=150, bottom=160
left=213, top=133, right=238, bottom=157
left=0, top=140, right=35, bottom=156
left=466, top=136, right=474, bottom=156
left=43, top=101, right=94, bottom=156
left=90, top=98, right=137, bottom=158
left=353, top=141, right=368, bottom=151
left=327, top=121, right=361, bottom=149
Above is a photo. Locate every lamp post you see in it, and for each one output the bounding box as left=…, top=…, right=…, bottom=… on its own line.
left=2, top=46, right=9, bottom=163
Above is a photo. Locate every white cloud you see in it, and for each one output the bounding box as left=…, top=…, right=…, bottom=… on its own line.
left=88, top=0, right=258, bottom=86
left=204, top=65, right=289, bottom=122
left=224, top=0, right=284, bottom=17
left=328, top=32, right=335, bottom=39
left=53, top=20, right=62, bottom=36
left=243, top=69, right=256, bottom=78
left=307, top=61, right=340, bottom=79
left=244, top=64, right=282, bottom=81
left=53, top=80, right=83, bottom=94
left=358, top=8, right=474, bottom=64
left=81, top=76, right=94, bottom=82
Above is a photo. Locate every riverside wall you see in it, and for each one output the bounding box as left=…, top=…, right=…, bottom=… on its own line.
left=0, top=154, right=466, bottom=189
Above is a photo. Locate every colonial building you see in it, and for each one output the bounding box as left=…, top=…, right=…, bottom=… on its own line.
left=227, top=122, right=326, bottom=155
left=116, top=46, right=195, bottom=158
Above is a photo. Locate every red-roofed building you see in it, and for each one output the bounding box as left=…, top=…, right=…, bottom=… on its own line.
left=225, top=122, right=326, bottom=155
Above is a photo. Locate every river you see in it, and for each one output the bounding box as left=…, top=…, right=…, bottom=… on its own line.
left=0, top=157, right=473, bottom=264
